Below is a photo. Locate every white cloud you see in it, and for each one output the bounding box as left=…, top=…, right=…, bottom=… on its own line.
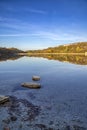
left=0, top=3, right=47, bottom=15
left=0, top=16, right=87, bottom=42
left=26, top=8, right=47, bottom=14
left=0, top=31, right=87, bottom=42
left=0, top=16, right=20, bottom=23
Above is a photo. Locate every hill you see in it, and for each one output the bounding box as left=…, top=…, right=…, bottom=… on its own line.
left=0, top=47, right=24, bottom=55
left=0, top=47, right=24, bottom=61
left=26, top=42, right=87, bottom=54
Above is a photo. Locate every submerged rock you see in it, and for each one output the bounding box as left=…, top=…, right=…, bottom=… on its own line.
left=73, top=125, right=86, bottom=130
left=21, top=82, right=41, bottom=89
left=32, top=76, right=40, bottom=81
left=3, top=127, right=10, bottom=130
left=10, top=116, right=17, bottom=121
left=0, top=95, right=9, bottom=104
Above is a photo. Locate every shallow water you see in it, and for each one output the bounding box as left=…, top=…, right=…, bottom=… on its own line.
left=0, top=56, right=87, bottom=130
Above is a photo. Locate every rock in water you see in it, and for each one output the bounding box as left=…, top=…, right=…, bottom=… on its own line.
left=3, top=127, right=10, bottom=130
left=10, top=116, right=17, bottom=121
left=0, top=95, right=9, bottom=104
left=32, top=76, right=40, bottom=81
left=21, top=82, right=41, bottom=89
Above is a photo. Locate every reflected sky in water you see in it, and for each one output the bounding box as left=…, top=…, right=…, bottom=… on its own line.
left=0, top=56, right=87, bottom=95
left=0, top=57, right=87, bottom=129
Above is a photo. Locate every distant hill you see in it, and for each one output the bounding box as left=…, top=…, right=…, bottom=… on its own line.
left=26, top=42, right=87, bottom=54
left=0, top=42, right=87, bottom=57
left=0, top=47, right=23, bottom=56
left=0, top=47, right=24, bottom=61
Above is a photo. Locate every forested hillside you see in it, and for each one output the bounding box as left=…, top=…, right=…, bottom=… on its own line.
left=0, top=47, right=23, bottom=56
left=26, top=42, right=87, bottom=53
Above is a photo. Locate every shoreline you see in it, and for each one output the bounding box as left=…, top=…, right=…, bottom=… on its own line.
left=19, top=52, right=86, bottom=56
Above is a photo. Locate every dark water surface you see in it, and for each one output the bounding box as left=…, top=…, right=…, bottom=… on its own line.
left=0, top=56, right=87, bottom=130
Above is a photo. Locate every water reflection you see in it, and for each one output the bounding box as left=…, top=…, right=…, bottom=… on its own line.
left=29, top=54, right=87, bottom=65
left=0, top=55, right=87, bottom=129
left=0, top=55, right=23, bottom=62
left=0, top=54, right=87, bottom=65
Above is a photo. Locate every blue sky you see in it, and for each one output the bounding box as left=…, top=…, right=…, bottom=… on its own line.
left=0, top=0, right=87, bottom=50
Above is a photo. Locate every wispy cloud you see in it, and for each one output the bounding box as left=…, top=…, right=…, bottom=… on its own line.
left=0, top=31, right=87, bottom=42
left=0, top=16, right=87, bottom=42
left=0, top=2, right=47, bottom=15
left=0, top=34, right=38, bottom=37
left=0, top=17, right=39, bottom=32
left=26, top=8, right=47, bottom=14
left=0, top=16, right=20, bottom=23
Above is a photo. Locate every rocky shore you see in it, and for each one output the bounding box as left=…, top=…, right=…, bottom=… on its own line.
left=0, top=95, right=86, bottom=130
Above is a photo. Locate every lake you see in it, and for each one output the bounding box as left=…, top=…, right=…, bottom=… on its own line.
left=0, top=56, right=87, bottom=130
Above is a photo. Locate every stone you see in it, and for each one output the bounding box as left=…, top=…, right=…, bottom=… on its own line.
left=65, top=126, right=71, bottom=130
left=32, top=76, right=40, bottom=81
left=2, top=118, right=10, bottom=124
left=0, top=95, right=9, bottom=104
left=3, top=127, right=10, bottom=130
left=73, top=125, right=86, bottom=130
left=10, top=116, right=17, bottom=121
left=21, top=82, right=41, bottom=89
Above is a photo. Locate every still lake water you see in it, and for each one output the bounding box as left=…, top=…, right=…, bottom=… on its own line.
left=0, top=56, right=87, bottom=130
